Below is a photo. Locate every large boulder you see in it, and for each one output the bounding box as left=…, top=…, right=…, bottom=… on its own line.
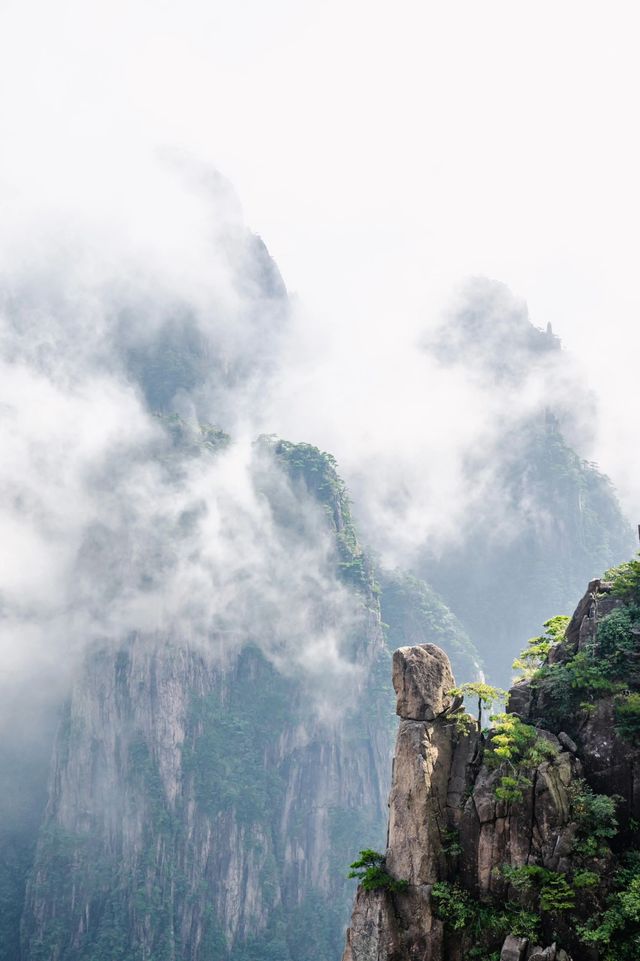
left=527, top=946, right=556, bottom=961
left=507, top=680, right=532, bottom=719
left=500, top=935, right=528, bottom=960
left=392, top=644, right=455, bottom=720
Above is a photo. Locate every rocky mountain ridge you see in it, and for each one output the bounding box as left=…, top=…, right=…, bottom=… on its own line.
left=342, top=562, right=640, bottom=960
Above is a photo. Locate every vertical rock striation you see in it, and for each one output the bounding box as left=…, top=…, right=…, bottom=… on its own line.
left=22, top=633, right=392, bottom=961
left=20, top=439, right=398, bottom=961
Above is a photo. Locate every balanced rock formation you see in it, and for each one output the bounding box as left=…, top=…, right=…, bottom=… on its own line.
left=391, top=644, right=455, bottom=720
left=343, top=643, right=480, bottom=961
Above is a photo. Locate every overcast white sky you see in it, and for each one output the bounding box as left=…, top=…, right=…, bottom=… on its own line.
left=1, top=0, right=638, bottom=514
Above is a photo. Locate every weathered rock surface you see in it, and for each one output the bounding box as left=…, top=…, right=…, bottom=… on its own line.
left=500, top=934, right=528, bottom=960
left=560, top=694, right=640, bottom=834
left=22, top=627, right=394, bottom=961
left=341, top=887, right=403, bottom=961
left=500, top=937, right=572, bottom=961
left=392, top=644, right=455, bottom=720
left=343, top=646, right=478, bottom=960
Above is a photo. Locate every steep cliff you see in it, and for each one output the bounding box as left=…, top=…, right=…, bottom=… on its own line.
left=20, top=437, right=394, bottom=961
left=342, top=561, right=640, bottom=960
left=22, top=641, right=390, bottom=961
left=0, top=721, right=52, bottom=961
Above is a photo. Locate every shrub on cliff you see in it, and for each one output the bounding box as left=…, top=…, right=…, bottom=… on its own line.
left=448, top=682, right=506, bottom=732
left=569, top=779, right=619, bottom=856
left=512, top=615, right=570, bottom=680
left=577, top=851, right=640, bottom=959
left=431, top=880, right=540, bottom=952
left=499, top=864, right=576, bottom=912
left=347, top=850, right=408, bottom=893
left=615, top=691, right=640, bottom=741
left=526, top=592, right=640, bottom=731
left=604, top=554, right=640, bottom=604
left=485, top=714, right=557, bottom=802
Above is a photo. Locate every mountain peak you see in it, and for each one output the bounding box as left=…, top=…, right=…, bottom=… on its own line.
left=431, top=277, right=560, bottom=381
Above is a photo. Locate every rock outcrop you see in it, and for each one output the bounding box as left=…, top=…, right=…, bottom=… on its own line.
left=343, top=574, right=640, bottom=960
left=392, top=644, right=455, bottom=720
left=344, top=644, right=480, bottom=961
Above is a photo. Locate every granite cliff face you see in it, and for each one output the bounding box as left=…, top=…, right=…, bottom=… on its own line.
left=19, top=440, right=395, bottom=961
left=343, top=568, right=640, bottom=961
left=22, top=639, right=391, bottom=961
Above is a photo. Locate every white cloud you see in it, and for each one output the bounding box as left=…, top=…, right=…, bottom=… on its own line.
left=0, top=0, right=638, bottom=723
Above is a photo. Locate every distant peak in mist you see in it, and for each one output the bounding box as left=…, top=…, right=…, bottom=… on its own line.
left=0, top=161, right=290, bottom=433
left=430, top=276, right=561, bottom=381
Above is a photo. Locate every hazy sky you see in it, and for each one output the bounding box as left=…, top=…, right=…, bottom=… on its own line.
left=1, top=0, right=638, bottom=514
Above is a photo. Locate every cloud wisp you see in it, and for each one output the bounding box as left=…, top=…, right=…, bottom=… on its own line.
left=0, top=145, right=630, bottom=734
left=0, top=166, right=369, bottom=732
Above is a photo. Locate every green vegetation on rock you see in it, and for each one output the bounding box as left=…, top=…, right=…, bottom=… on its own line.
left=615, top=691, right=640, bottom=741
left=604, top=555, right=640, bottom=603
left=512, top=615, right=570, bottom=680
left=184, top=651, right=293, bottom=825
left=528, top=586, right=640, bottom=739
left=576, top=851, right=640, bottom=960
left=499, top=864, right=576, bottom=912
left=448, top=682, right=506, bottom=732
left=568, top=779, right=619, bottom=857
left=266, top=437, right=374, bottom=593
left=347, top=850, right=408, bottom=893
left=486, top=713, right=557, bottom=802
left=431, top=880, right=541, bottom=954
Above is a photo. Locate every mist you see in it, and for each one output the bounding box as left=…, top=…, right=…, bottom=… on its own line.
left=1, top=0, right=638, bottom=719
left=0, top=152, right=627, bottom=731
left=0, top=169, right=370, bottom=737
